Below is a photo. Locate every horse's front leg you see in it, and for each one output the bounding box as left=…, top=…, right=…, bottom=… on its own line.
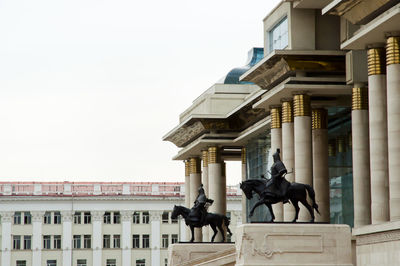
left=265, top=203, right=275, bottom=222
left=190, top=226, right=195, bottom=242
left=249, top=199, right=265, bottom=217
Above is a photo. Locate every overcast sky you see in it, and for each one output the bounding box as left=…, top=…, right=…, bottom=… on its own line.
left=0, top=0, right=280, bottom=185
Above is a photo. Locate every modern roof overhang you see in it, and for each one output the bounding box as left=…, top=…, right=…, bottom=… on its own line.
left=163, top=87, right=267, bottom=148
left=172, top=116, right=271, bottom=161
left=322, top=0, right=396, bottom=25
left=253, top=76, right=352, bottom=110
left=240, top=50, right=346, bottom=90
left=293, top=0, right=333, bottom=9
left=341, top=3, right=400, bottom=50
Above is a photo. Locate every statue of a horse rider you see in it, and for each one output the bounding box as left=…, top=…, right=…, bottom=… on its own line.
left=188, top=184, right=214, bottom=224
left=262, top=149, right=291, bottom=203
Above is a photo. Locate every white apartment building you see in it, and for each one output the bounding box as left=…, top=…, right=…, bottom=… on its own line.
left=0, top=182, right=242, bottom=266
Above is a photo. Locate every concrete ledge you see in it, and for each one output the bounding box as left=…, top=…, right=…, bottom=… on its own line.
left=235, top=223, right=352, bottom=266
left=168, top=243, right=235, bottom=266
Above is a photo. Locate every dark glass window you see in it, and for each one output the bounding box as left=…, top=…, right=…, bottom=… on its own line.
left=43, top=235, right=51, bottom=249
left=24, top=235, right=31, bottom=250
left=24, top=212, right=31, bottom=224
left=142, top=234, right=149, bottom=248
left=54, top=212, right=61, bottom=224
left=54, top=235, right=61, bottom=249
left=132, top=235, right=140, bottom=248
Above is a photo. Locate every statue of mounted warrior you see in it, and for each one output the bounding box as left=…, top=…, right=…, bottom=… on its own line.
left=240, top=149, right=320, bottom=222
left=171, top=184, right=232, bottom=242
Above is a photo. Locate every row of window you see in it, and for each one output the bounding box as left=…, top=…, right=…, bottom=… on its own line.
left=16, top=259, right=140, bottom=266
left=11, top=211, right=177, bottom=225
left=13, top=234, right=178, bottom=250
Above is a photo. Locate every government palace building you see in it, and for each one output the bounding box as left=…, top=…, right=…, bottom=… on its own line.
left=163, top=0, right=400, bottom=265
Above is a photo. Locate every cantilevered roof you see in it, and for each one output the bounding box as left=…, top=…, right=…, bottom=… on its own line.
left=240, top=50, right=346, bottom=90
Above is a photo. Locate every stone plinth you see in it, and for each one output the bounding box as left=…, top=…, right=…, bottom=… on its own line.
left=168, top=243, right=235, bottom=266
left=353, top=221, right=400, bottom=266
left=235, top=223, right=352, bottom=266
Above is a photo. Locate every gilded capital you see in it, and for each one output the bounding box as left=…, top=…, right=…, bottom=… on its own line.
left=270, top=106, right=282, bottom=129
left=386, top=36, right=400, bottom=65
left=184, top=160, right=190, bottom=176
left=293, top=94, right=311, bottom=117
left=208, top=146, right=219, bottom=164
left=352, top=87, right=368, bottom=110
left=281, top=100, right=293, bottom=123
left=367, top=47, right=386, bottom=75
left=202, top=150, right=208, bottom=167
left=190, top=157, right=201, bottom=174
left=312, top=108, right=327, bottom=130
left=241, top=147, right=246, bottom=164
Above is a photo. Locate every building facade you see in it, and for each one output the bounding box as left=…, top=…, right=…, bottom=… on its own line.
left=164, top=0, right=400, bottom=264
left=0, top=182, right=241, bottom=266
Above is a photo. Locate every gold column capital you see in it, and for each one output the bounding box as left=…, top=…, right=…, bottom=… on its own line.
left=241, top=147, right=246, bottom=164
left=352, top=87, right=368, bottom=110
left=367, top=47, right=386, bottom=75
left=184, top=160, right=190, bottom=176
left=202, top=150, right=208, bottom=167
left=293, top=93, right=311, bottom=117
left=270, top=106, right=282, bottom=129
left=281, top=99, right=293, bottom=123
left=189, top=157, right=201, bottom=174
left=208, top=146, right=219, bottom=164
left=386, top=36, right=400, bottom=65
left=312, top=108, right=327, bottom=130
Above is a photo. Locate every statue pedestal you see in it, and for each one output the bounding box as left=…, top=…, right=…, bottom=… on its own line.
left=168, top=243, right=236, bottom=266
left=235, top=223, right=353, bottom=266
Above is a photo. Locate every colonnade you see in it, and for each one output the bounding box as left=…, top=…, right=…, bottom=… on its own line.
left=352, top=35, right=400, bottom=227
left=183, top=146, right=226, bottom=242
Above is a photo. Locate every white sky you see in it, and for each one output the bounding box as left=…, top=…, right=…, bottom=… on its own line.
left=0, top=0, right=280, bottom=185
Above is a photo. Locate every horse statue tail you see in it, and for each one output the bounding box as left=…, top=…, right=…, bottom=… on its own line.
left=304, top=184, right=321, bottom=215
left=224, top=216, right=233, bottom=236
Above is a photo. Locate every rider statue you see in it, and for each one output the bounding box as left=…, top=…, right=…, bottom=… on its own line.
left=190, top=184, right=214, bottom=224
left=263, top=149, right=291, bottom=203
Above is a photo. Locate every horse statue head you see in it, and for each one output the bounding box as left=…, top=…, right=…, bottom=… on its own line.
left=240, top=181, right=253, bottom=200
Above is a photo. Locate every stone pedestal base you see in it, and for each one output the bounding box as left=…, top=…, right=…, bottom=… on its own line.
left=168, top=243, right=235, bottom=266
left=353, top=221, right=400, bottom=266
left=235, top=224, right=352, bottom=266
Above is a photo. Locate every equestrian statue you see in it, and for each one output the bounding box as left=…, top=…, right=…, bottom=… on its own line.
left=240, top=149, right=320, bottom=222
left=171, top=184, right=232, bottom=242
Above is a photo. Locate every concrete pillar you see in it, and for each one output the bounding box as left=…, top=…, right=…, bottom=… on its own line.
left=61, top=211, right=72, bottom=266
left=150, top=211, right=162, bottom=266
left=241, top=147, right=247, bottom=223
left=386, top=35, right=400, bottom=221
left=270, top=105, right=283, bottom=221
left=351, top=86, right=371, bottom=227
left=221, top=161, right=227, bottom=240
left=282, top=99, right=296, bottom=221
left=0, top=212, right=12, bottom=266
left=121, top=211, right=132, bottom=266
left=92, top=211, right=104, bottom=266
left=190, top=157, right=202, bottom=242
left=201, top=150, right=210, bottom=241
left=184, top=160, right=190, bottom=241
left=31, top=211, right=45, bottom=266
left=208, top=146, right=226, bottom=242
left=312, top=109, right=330, bottom=222
left=293, top=93, right=313, bottom=221
left=367, top=46, right=389, bottom=224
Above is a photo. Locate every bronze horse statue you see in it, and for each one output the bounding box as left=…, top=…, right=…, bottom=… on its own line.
left=171, top=205, right=232, bottom=242
left=240, top=177, right=320, bottom=222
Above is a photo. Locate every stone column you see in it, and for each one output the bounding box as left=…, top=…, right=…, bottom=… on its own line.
left=293, top=93, right=313, bottom=221
left=121, top=211, right=132, bottom=266
left=386, top=35, right=400, bottom=221
left=92, top=211, right=104, bottom=266
left=282, top=99, right=296, bottom=221
left=150, top=211, right=162, bottom=266
left=60, top=211, right=73, bottom=266
left=352, top=86, right=371, bottom=227
left=367, top=46, right=389, bottom=224
left=221, top=161, right=227, bottom=241
left=312, top=109, right=330, bottom=222
left=184, top=160, right=190, bottom=241
left=202, top=150, right=210, bottom=241
left=208, top=146, right=226, bottom=242
left=0, top=211, right=12, bottom=266
left=190, top=157, right=202, bottom=242
left=241, top=147, right=247, bottom=223
left=270, top=105, right=283, bottom=221
left=32, top=211, right=45, bottom=266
